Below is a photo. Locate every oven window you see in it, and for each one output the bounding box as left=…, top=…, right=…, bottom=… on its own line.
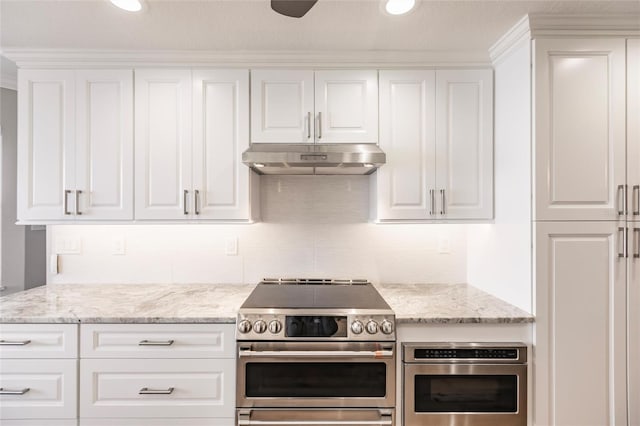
left=414, top=375, right=518, bottom=413
left=246, top=362, right=387, bottom=397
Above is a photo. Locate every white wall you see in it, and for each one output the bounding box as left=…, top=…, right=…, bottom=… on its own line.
left=48, top=175, right=468, bottom=285
left=467, top=38, right=532, bottom=312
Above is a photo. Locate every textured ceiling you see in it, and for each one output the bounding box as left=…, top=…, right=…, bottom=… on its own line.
left=2, top=0, right=639, bottom=53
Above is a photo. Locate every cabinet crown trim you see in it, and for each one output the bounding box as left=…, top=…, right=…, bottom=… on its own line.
left=3, top=48, right=491, bottom=68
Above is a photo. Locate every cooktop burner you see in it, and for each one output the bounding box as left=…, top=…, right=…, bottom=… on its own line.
left=241, top=278, right=391, bottom=310
left=237, top=278, right=395, bottom=341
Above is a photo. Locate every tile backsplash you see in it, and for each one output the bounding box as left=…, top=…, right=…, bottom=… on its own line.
left=48, top=176, right=467, bottom=285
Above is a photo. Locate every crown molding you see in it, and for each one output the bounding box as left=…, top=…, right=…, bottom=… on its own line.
left=489, top=15, right=531, bottom=66
left=0, top=48, right=492, bottom=69
left=528, top=14, right=640, bottom=36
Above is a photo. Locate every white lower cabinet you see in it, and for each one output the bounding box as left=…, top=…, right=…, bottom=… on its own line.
left=534, top=221, right=627, bottom=425
left=0, top=324, right=79, bottom=426
left=78, top=323, right=236, bottom=425
left=80, top=358, right=235, bottom=418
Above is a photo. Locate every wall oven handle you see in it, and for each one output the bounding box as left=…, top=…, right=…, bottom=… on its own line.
left=238, top=412, right=392, bottom=426
left=238, top=349, right=394, bottom=359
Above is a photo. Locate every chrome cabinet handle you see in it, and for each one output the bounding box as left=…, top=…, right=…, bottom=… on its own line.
left=0, top=340, right=31, bottom=346
left=194, top=190, right=200, bottom=215
left=318, top=112, right=322, bottom=139
left=307, top=112, right=311, bottom=139
left=139, top=387, right=174, bottom=395
left=634, top=228, right=640, bottom=259
left=633, top=185, right=640, bottom=216
left=64, top=190, right=72, bottom=215
left=618, top=185, right=625, bottom=216
left=0, top=388, right=30, bottom=395
left=625, top=184, right=629, bottom=216
left=440, top=189, right=445, bottom=215
left=183, top=190, right=189, bottom=215
left=75, top=190, right=82, bottom=215
left=138, top=339, right=174, bottom=346
left=429, top=189, right=435, bottom=216
left=619, top=227, right=627, bottom=258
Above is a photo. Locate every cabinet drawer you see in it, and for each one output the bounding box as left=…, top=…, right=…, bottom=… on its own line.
left=80, top=358, right=235, bottom=419
left=0, top=324, right=78, bottom=359
left=0, top=359, right=78, bottom=419
left=80, top=418, right=234, bottom=426
left=80, top=324, right=234, bottom=358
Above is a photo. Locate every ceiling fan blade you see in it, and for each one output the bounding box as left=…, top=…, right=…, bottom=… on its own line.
left=271, top=0, right=318, bottom=18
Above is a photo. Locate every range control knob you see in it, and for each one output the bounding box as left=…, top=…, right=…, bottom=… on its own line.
left=268, top=319, right=283, bottom=334
left=351, top=320, right=364, bottom=335
left=238, top=319, right=252, bottom=334
left=380, top=320, right=394, bottom=335
left=253, top=320, right=267, bottom=334
left=366, top=320, right=379, bottom=334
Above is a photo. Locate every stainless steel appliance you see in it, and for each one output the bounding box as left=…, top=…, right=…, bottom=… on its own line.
left=403, top=342, right=527, bottom=426
left=236, top=278, right=396, bottom=426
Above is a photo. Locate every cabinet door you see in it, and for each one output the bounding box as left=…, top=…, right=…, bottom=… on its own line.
left=75, top=70, right=133, bottom=220
left=534, top=38, right=626, bottom=221
left=135, top=69, right=192, bottom=220
left=193, top=70, right=251, bottom=220
left=250, top=70, right=314, bottom=143
left=435, top=69, right=493, bottom=219
left=534, top=221, right=627, bottom=426
left=17, top=70, right=75, bottom=221
left=315, top=70, right=378, bottom=143
left=628, top=39, right=640, bottom=221
left=630, top=221, right=640, bottom=426
left=376, top=70, right=436, bottom=220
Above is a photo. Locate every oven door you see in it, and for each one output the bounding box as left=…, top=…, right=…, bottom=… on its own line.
left=403, top=363, right=527, bottom=426
left=237, top=408, right=394, bottom=426
left=237, top=341, right=395, bottom=408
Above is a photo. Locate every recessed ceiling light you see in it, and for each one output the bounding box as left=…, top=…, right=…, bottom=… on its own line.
left=385, top=0, right=416, bottom=15
left=110, top=0, right=142, bottom=12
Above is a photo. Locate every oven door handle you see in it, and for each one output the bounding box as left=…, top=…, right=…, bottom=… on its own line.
left=238, top=411, right=393, bottom=426
left=238, top=349, right=394, bottom=359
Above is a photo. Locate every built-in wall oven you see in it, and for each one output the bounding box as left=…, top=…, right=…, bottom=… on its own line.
left=236, top=279, right=396, bottom=426
left=403, top=342, right=527, bottom=426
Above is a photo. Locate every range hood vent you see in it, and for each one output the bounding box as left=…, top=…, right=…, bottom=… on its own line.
left=242, top=144, right=386, bottom=175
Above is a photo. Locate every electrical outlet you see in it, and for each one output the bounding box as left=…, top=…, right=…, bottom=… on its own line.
left=55, top=237, right=82, bottom=255
left=437, top=235, right=451, bottom=254
left=225, top=237, right=239, bottom=256
left=112, top=236, right=126, bottom=255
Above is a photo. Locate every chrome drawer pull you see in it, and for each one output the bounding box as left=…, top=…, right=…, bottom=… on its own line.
left=618, top=184, right=625, bottom=215
left=138, top=339, right=174, bottom=346
left=0, top=388, right=30, bottom=395
left=139, top=387, right=174, bottom=395
left=0, top=340, right=31, bottom=346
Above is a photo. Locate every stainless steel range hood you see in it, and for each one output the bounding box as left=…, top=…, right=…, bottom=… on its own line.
left=242, top=144, right=386, bottom=175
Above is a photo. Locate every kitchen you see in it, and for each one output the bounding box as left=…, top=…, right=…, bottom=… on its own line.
left=0, top=1, right=638, bottom=425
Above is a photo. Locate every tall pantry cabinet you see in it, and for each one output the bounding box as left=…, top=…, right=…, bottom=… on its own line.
left=526, top=33, right=639, bottom=425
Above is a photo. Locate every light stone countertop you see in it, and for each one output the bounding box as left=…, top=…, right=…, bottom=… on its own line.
left=0, top=283, right=533, bottom=324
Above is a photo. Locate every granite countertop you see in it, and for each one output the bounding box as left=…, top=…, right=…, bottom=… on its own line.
left=0, top=283, right=533, bottom=324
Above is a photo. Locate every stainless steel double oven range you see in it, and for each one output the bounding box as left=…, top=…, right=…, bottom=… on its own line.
left=236, top=278, right=396, bottom=426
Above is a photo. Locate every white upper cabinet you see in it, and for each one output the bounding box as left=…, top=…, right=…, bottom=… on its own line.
left=192, top=69, right=251, bottom=220
left=250, top=69, right=378, bottom=144
left=315, top=70, right=378, bottom=143
left=534, top=38, right=626, bottom=221
left=628, top=39, right=640, bottom=222
left=250, top=70, right=314, bottom=143
left=376, top=70, right=436, bottom=220
left=75, top=70, right=133, bottom=220
left=374, top=69, right=493, bottom=221
left=435, top=69, right=493, bottom=219
left=135, top=69, right=192, bottom=220
left=136, top=69, right=254, bottom=221
left=17, top=69, right=133, bottom=222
